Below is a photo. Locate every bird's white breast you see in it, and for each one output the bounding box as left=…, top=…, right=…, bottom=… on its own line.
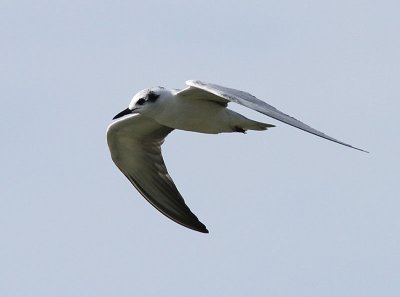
left=149, top=93, right=234, bottom=134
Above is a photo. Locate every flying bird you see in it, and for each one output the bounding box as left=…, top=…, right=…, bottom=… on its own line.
left=107, top=80, right=367, bottom=233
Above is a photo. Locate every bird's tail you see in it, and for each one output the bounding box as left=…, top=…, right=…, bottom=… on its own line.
left=234, top=117, right=274, bottom=133
left=228, top=110, right=274, bottom=132
left=244, top=119, right=275, bottom=131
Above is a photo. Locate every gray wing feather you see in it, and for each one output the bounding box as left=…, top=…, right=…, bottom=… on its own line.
left=107, top=114, right=208, bottom=233
left=184, top=80, right=367, bottom=153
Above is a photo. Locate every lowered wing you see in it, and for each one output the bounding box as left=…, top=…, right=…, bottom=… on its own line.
left=107, top=113, right=208, bottom=233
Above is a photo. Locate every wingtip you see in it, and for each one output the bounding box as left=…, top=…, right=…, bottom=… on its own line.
left=201, top=227, right=209, bottom=234
left=177, top=215, right=209, bottom=234
left=183, top=223, right=208, bottom=233
left=352, top=146, right=370, bottom=154
left=194, top=222, right=209, bottom=234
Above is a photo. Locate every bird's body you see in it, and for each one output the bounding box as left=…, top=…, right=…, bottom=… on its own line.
left=129, top=87, right=272, bottom=134
left=107, top=80, right=367, bottom=233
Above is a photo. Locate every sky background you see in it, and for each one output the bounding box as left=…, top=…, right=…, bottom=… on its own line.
left=1, top=0, right=399, bottom=296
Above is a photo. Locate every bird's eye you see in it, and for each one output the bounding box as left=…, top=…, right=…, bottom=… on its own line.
left=137, top=98, right=146, bottom=105
left=148, top=91, right=160, bottom=102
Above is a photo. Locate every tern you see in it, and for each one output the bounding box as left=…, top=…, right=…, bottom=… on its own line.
left=107, top=80, right=367, bottom=233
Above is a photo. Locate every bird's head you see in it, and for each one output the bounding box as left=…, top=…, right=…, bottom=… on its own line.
left=112, top=87, right=168, bottom=120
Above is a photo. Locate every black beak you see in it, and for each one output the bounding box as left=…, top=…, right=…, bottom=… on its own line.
left=113, top=108, right=132, bottom=120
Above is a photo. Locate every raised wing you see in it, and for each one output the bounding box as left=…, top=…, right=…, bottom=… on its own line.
left=179, top=80, right=367, bottom=153
left=107, top=113, right=208, bottom=233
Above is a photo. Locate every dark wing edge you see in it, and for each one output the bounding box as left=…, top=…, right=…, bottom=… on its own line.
left=186, top=80, right=368, bottom=153
left=107, top=114, right=209, bottom=233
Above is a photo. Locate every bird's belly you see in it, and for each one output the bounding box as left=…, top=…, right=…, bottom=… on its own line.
left=154, top=101, right=233, bottom=134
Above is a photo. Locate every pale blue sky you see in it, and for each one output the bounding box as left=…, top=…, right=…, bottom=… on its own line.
left=1, top=1, right=399, bottom=296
